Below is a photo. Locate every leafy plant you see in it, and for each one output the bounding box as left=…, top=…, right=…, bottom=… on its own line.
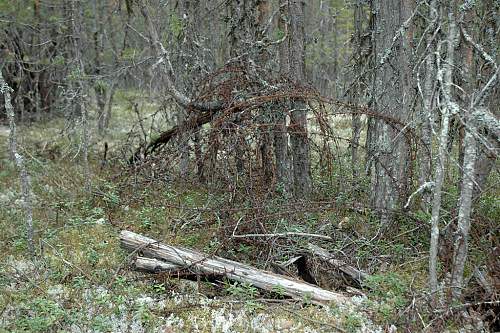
left=16, top=297, right=67, bottom=332
left=363, top=272, right=409, bottom=323
left=224, top=281, right=259, bottom=300
left=271, top=284, right=286, bottom=298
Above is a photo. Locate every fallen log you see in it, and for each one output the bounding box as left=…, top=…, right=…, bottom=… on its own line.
left=129, top=109, right=216, bottom=164
left=307, top=243, right=368, bottom=285
left=135, top=256, right=218, bottom=279
left=120, top=230, right=350, bottom=304
left=135, top=256, right=183, bottom=273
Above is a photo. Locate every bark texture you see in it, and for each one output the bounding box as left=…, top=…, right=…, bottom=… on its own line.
left=288, top=0, right=312, bottom=198
left=428, top=7, right=459, bottom=295
left=369, top=0, right=413, bottom=222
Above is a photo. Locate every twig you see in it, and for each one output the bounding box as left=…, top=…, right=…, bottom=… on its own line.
left=232, top=232, right=332, bottom=240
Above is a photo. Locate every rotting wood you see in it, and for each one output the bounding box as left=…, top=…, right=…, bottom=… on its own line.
left=120, top=230, right=351, bottom=304
left=307, top=243, right=368, bottom=285
left=133, top=256, right=207, bottom=277
left=135, top=256, right=183, bottom=273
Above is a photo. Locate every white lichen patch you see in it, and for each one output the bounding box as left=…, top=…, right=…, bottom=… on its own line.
left=0, top=255, right=382, bottom=333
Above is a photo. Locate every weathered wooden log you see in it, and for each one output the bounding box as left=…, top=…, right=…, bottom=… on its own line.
left=307, top=243, right=368, bottom=285
left=133, top=256, right=211, bottom=278
left=120, top=230, right=350, bottom=304
left=135, top=256, right=183, bottom=273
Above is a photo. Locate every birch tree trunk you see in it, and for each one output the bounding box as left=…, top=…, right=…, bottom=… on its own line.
left=1, top=71, right=35, bottom=258
left=428, top=6, right=459, bottom=296
left=71, top=0, right=91, bottom=193
left=350, top=0, right=366, bottom=180
left=450, top=117, right=477, bottom=300
left=418, top=0, right=437, bottom=211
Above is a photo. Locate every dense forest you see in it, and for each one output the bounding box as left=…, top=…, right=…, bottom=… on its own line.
left=0, top=0, right=498, bottom=332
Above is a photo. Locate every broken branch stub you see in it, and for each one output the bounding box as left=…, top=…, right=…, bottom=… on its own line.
left=307, top=243, right=369, bottom=285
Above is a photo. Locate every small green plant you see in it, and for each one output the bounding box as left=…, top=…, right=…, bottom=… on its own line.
left=150, top=283, right=166, bottom=294
left=113, top=276, right=127, bottom=289
left=72, top=275, right=87, bottom=289
left=344, top=312, right=362, bottom=332
left=271, top=284, right=286, bottom=298
left=204, top=238, right=220, bottom=252
left=91, top=314, right=112, bottom=332
left=17, top=297, right=67, bottom=332
left=135, top=304, right=154, bottom=327
left=302, top=292, right=313, bottom=305
left=236, top=243, right=252, bottom=255
left=86, top=247, right=100, bottom=266
left=184, top=234, right=202, bottom=247
left=224, top=281, right=259, bottom=300
left=363, top=272, right=409, bottom=324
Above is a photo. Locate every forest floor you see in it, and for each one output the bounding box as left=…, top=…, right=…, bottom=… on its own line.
left=0, top=92, right=497, bottom=332
left=0, top=125, right=9, bottom=137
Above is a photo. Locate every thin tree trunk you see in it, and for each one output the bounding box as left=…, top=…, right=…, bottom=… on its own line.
left=450, top=118, right=477, bottom=300
left=176, top=0, right=198, bottom=177
left=448, top=2, right=486, bottom=301
left=418, top=0, right=437, bottom=211
left=429, top=8, right=459, bottom=295
left=274, top=0, right=292, bottom=194
left=93, top=0, right=107, bottom=136
left=256, top=0, right=273, bottom=184
left=350, top=0, right=364, bottom=179
left=71, top=0, right=91, bottom=193
left=1, top=71, right=35, bottom=258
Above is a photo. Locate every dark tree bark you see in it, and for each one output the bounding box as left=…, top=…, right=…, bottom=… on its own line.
left=288, top=0, right=312, bottom=198
left=369, top=0, right=413, bottom=222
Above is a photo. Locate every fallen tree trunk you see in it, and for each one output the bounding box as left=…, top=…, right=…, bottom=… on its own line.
left=129, top=109, right=216, bottom=164
left=134, top=256, right=216, bottom=278
left=135, top=256, right=183, bottom=273
left=120, top=230, right=350, bottom=304
left=307, top=243, right=369, bottom=285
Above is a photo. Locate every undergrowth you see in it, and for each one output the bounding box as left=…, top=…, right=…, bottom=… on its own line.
left=0, top=92, right=497, bottom=332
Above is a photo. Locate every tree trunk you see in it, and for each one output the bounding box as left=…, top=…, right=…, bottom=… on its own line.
left=350, top=0, right=366, bottom=180
left=418, top=0, right=437, bottom=212
left=450, top=119, right=477, bottom=300
left=288, top=0, right=312, bottom=198
left=429, top=6, right=459, bottom=296
left=369, top=0, right=413, bottom=222
left=1, top=71, right=35, bottom=258
left=71, top=0, right=91, bottom=193
left=92, top=0, right=107, bottom=136
left=274, top=0, right=292, bottom=195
